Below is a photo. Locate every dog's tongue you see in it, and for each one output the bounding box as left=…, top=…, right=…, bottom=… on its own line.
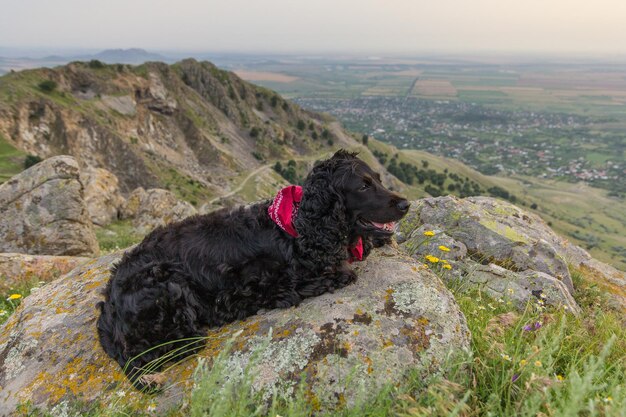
left=371, top=221, right=395, bottom=231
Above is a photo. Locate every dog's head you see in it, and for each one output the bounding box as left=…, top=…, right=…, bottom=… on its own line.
left=300, top=149, right=409, bottom=239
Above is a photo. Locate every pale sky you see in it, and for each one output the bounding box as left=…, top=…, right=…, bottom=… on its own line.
left=1, top=0, right=626, bottom=55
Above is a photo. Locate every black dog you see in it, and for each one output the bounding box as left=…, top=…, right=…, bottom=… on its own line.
left=97, top=150, right=409, bottom=388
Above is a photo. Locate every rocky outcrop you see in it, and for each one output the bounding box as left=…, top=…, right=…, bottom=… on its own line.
left=458, top=263, right=579, bottom=312
left=398, top=196, right=626, bottom=312
left=121, top=187, right=197, bottom=234
left=0, top=246, right=469, bottom=414
left=0, top=253, right=88, bottom=293
left=82, top=167, right=125, bottom=226
left=0, top=156, right=99, bottom=257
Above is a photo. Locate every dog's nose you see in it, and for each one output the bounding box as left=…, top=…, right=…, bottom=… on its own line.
left=396, top=199, right=410, bottom=212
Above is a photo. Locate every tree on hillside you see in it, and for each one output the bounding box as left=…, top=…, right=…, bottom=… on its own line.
left=38, top=80, right=57, bottom=93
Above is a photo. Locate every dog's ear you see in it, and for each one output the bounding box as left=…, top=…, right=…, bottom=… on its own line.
left=295, top=157, right=350, bottom=264
left=299, top=157, right=342, bottom=215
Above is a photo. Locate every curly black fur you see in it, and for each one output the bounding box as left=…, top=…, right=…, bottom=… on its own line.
left=96, top=150, right=409, bottom=389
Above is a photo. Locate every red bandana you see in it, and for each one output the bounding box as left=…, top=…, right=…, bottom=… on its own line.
left=268, top=185, right=363, bottom=262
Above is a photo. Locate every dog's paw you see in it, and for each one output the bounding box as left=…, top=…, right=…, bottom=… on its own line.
left=272, top=291, right=301, bottom=309
left=335, top=269, right=357, bottom=287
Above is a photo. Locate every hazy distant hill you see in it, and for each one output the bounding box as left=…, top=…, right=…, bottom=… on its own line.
left=92, top=48, right=170, bottom=64
left=0, top=49, right=175, bottom=75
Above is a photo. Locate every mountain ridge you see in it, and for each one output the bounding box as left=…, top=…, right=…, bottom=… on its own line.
left=0, top=59, right=361, bottom=205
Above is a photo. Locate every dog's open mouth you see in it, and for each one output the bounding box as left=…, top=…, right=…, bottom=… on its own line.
left=370, top=221, right=396, bottom=231
left=358, top=218, right=397, bottom=233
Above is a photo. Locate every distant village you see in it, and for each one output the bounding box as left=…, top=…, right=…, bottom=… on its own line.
left=296, top=97, right=625, bottom=194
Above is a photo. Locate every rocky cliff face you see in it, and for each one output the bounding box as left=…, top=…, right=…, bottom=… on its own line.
left=0, top=60, right=351, bottom=201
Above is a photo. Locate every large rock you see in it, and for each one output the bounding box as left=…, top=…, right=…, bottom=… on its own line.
left=121, top=188, right=197, bottom=234
left=0, top=156, right=99, bottom=257
left=82, top=167, right=125, bottom=226
left=0, top=246, right=470, bottom=414
left=459, top=262, right=580, bottom=313
left=398, top=196, right=626, bottom=312
left=0, top=253, right=88, bottom=293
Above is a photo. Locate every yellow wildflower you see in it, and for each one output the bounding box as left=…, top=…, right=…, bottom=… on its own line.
left=603, top=397, right=613, bottom=403
left=556, top=374, right=564, bottom=381
left=442, top=264, right=452, bottom=270
left=519, top=359, right=528, bottom=366
left=423, top=230, right=435, bottom=237
left=501, top=354, right=512, bottom=361
left=425, top=255, right=440, bottom=263
left=507, top=288, right=514, bottom=294
left=438, top=245, right=451, bottom=252
left=534, top=360, right=542, bottom=367
left=7, top=294, right=22, bottom=301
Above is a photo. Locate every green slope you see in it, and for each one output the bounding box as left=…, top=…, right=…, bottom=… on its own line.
left=0, top=134, right=26, bottom=184
left=365, top=138, right=626, bottom=271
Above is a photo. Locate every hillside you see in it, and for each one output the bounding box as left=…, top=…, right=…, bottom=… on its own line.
left=0, top=59, right=363, bottom=207
left=364, top=138, right=626, bottom=270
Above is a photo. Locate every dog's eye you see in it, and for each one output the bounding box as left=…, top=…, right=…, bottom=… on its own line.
left=359, top=178, right=372, bottom=191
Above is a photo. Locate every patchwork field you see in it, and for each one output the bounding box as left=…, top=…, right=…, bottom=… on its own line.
left=231, top=56, right=626, bottom=118
left=233, top=70, right=298, bottom=83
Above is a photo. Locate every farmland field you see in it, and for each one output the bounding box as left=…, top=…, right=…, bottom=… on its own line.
left=227, top=56, right=626, bottom=117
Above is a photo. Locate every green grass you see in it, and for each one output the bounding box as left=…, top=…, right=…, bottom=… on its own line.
left=0, top=280, right=39, bottom=326
left=0, top=134, right=26, bottom=184
left=95, top=219, right=145, bottom=252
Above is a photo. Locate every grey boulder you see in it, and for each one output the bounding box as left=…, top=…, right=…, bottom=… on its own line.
left=0, top=156, right=99, bottom=257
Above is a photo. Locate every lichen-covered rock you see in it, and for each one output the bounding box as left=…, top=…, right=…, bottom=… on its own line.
left=398, top=196, right=626, bottom=312
left=119, top=187, right=147, bottom=220
left=457, top=262, right=580, bottom=313
left=0, top=156, right=99, bottom=257
left=0, top=253, right=88, bottom=293
left=399, top=223, right=467, bottom=261
left=121, top=188, right=197, bottom=234
left=82, top=167, right=125, bottom=226
left=0, top=246, right=470, bottom=414
left=403, top=196, right=573, bottom=293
